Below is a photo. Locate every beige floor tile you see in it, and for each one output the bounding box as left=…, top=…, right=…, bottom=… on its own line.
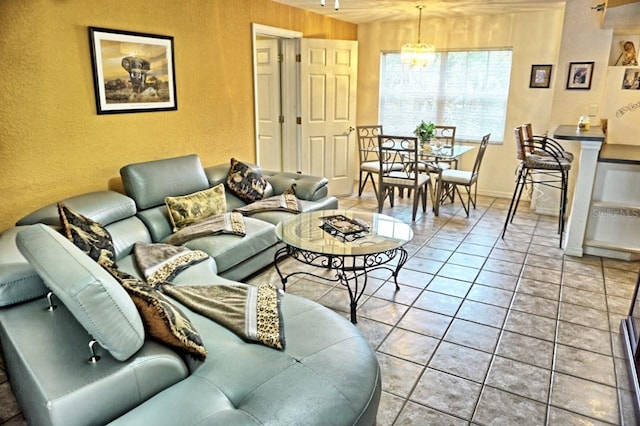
left=473, top=386, right=547, bottom=426
left=443, top=318, right=501, bottom=353
left=485, top=356, right=551, bottom=402
left=551, top=373, right=619, bottom=424
left=410, top=368, right=482, bottom=420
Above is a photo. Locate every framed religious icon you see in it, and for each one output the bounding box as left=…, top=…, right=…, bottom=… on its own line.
left=89, top=27, right=177, bottom=114
left=529, top=64, right=553, bottom=88
left=566, top=61, right=594, bottom=90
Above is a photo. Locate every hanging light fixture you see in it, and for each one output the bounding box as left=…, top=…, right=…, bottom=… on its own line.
left=401, top=5, right=436, bottom=67
left=320, top=0, right=340, bottom=10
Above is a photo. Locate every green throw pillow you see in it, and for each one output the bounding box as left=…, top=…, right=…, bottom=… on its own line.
left=165, top=183, right=227, bottom=232
left=225, top=158, right=267, bottom=203
left=57, top=202, right=117, bottom=268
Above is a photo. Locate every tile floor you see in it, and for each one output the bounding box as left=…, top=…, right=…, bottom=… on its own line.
left=1, top=188, right=639, bottom=425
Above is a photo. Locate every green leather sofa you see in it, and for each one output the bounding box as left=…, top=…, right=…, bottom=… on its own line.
left=0, top=154, right=381, bottom=425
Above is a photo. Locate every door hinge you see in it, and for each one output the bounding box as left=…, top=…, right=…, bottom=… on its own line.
left=296, top=54, right=301, bottom=63
left=277, top=53, right=284, bottom=63
left=279, top=115, right=285, bottom=124
left=296, top=117, right=302, bottom=125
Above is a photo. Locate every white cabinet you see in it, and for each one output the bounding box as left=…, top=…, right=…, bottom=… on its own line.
left=583, top=145, right=640, bottom=260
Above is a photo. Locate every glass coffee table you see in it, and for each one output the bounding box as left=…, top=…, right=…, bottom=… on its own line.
left=274, top=210, right=413, bottom=324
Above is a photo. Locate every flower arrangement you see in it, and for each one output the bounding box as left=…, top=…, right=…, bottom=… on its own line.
left=414, top=120, right=436, bottom=142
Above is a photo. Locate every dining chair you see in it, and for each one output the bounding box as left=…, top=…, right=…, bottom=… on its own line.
left=356, top=125, right=403, bottom=200
left=377, top=135, right=433, bottom=221
left=502, top=125, right=572, bottom=248
left=432, top=125, right=457, bottom=168
left=433, top=133, right=490, bottom=216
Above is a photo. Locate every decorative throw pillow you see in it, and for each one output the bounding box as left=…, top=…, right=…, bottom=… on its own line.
left=165, top=183, right=227, bottom=232
left=225, top=158, right=267, bottom=204
left=58, top=202, right=117, bottom=268
left=107, top=267, right=208, bottom=361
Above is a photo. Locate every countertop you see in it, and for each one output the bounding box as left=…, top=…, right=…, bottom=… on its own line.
left=553, top=125, right=606, bottom=142
left=598, top=144, right=640, bottom=164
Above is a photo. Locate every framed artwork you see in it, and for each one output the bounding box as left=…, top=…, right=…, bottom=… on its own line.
left=529, top=64, right=553, bottom=88
left=88, top=27, right=177, bottom=114
left=566, top=61, right=594, bottom=90
left=622, top=68, right=640, bottom=90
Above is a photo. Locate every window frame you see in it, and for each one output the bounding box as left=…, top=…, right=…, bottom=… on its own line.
left=378, top=48, right=513, bottom=144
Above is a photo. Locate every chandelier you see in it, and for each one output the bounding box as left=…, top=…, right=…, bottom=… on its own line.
left=320, top=0, right=340, bottom=10
left=401, top=6, right=436, bottom=67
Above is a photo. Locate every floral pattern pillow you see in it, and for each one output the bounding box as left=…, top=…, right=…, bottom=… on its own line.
left=225, top=158, right=267, bottom=204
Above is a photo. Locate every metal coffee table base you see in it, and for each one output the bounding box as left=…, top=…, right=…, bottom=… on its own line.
left=274, top=245, right=409, bottom=324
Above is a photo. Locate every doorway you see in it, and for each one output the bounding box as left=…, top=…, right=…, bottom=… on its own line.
left=251, top=24, right=359, bottom=195
left=252, top=24, right=300, bottom=174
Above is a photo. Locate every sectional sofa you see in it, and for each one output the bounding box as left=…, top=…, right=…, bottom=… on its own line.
left=0, top=154, right=381, bottom=425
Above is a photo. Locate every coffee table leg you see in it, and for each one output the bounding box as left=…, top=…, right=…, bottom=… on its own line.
left=338, top=268, right=369, bottom=324
left=390, top=248, right=409, bottom=291
left=273, top=246, right=290, bottom=291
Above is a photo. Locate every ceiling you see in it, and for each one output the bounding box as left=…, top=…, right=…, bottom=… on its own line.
left=270, top=0, right=567, bottom=24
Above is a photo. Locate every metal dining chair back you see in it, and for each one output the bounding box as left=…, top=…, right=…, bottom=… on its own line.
left=435, top=133, right=490, bottom=216
left=432, top=125, right=457, bottom=168
left=356, top=125, right=383, bottom=198
left=377, top=135, right=433, bottom=221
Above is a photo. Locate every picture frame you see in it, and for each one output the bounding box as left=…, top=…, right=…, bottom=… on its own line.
left=88, top=27, right=177, bottom=114
left=622, top=68, right=640, bottom=90
left=566, top=61, right=594, bottom=90
left=529, top=64, right=553, bottom=88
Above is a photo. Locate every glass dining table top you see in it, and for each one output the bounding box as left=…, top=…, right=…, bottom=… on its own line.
left=418, top=144, right=474, bottom=160
left=373, top=140, right=475, bottom=161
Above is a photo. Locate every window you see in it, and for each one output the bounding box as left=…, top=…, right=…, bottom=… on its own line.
left=379, top=49, right=512, bottom=143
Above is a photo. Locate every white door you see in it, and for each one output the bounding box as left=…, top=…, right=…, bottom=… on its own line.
left=300, top=38, right=358, bottom=195
left=255, top=38, right=282, bottom=171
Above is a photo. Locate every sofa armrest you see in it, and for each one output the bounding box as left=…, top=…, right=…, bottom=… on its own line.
left=263, top=172, right=329, bottom=201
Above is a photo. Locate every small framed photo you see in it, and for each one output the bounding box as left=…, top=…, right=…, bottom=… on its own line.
left=529, top=64, right=553, bottom=88
left=566, top=61, right=594, bottom=90
left=622, top=68, right=640, bottom=90
left=89, top=27, right=177, bottom=114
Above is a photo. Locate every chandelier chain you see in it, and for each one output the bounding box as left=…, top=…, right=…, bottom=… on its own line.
left=417, top=6, right=423, bottom=43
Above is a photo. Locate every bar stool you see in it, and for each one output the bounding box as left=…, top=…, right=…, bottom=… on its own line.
left=502, top=125, right=572, bottom=248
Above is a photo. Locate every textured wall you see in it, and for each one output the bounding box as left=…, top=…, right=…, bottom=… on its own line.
left=0, top=0, right=356, bottom=231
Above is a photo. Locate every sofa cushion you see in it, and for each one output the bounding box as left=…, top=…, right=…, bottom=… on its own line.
left=108, top=268, right=208, bottom=361
left=121, top=154, right=210, bottom=210
left=15, top=224, right=145, bottom=361
left=171, top=217, right=277, bottom=275
left=0, top=227, right=49, bottom=307
left=165, top=183, right=227, bottom=232
left=225, top=158, right=268, bottom=204
left=16, top=191, right=137, bottom=227
left=58, top=202, right=117, bottom=268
